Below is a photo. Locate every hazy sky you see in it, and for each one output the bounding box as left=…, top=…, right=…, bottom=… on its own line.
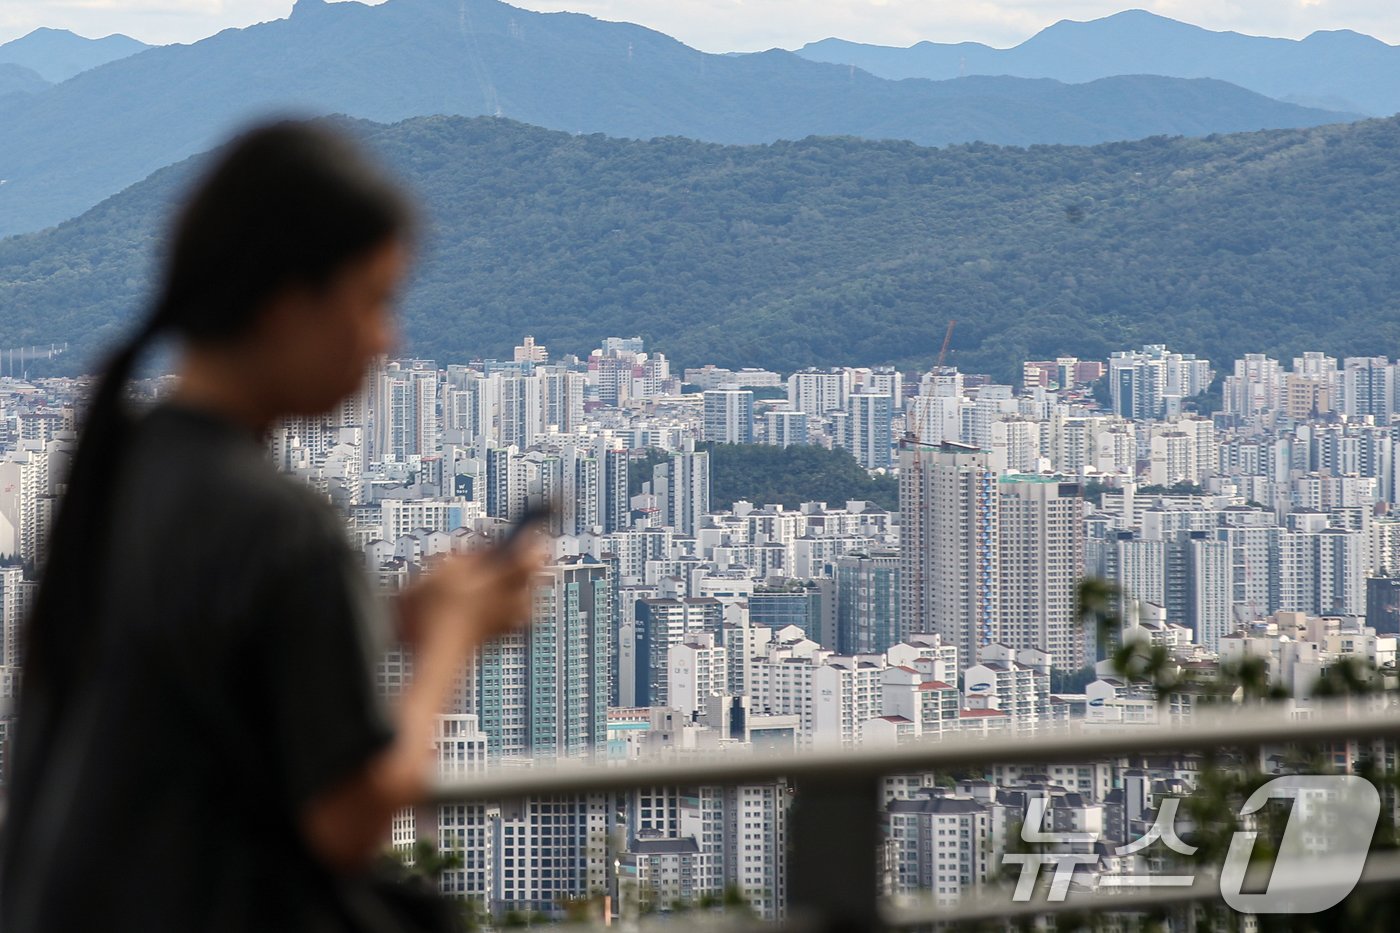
left=2, top=0, right=1398, bottom=50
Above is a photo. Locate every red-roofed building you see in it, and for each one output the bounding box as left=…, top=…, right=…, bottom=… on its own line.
left=957, top=705, right=1012, bottom=738
left=880, top=667, right=960, bottom=739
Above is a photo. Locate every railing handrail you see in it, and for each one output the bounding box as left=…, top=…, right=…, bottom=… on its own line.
left=884, top=849, right=1400, bottom=927
left=432, top=697, right=1400, bottom=803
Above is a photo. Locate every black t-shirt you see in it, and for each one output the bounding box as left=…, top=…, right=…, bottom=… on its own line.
left=0, top=402, right=395, bottom=931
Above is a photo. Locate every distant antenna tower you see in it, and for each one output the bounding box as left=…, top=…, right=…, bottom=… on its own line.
left=628, top=42, right=633, bottom=63
left=959, top=55, right=967, bottom=77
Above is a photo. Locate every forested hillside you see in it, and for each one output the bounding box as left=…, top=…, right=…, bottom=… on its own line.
left=0, top=0, right=1348, bottom=235
left=4, top=114, right=1400, bottom=379
left=0, top=63, right=49, bottom=97
left=628, top=444, right=898, bottom=509
left=708, top=445, right=899, bottom=510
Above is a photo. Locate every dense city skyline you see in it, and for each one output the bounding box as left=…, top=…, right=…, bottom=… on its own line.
left=5, top=331, right=1399, bottom=919
left=6, top=0, right=1398, bottom=921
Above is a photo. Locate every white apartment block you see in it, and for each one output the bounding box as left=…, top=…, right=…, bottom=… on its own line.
left=905, top=394, right=964, bottom=447
left=997, top=477, right=1086, bottom=668
left=373, top=359, right=438, bottom=462
left=654, top=439, right=710, bottom=536
left=0, top=443, right=50, bottom=566
left=379, top=496, right=479, bottom=542
left=964, top=645, right=1047, bottom=733
left=724, top=783, right=789, bottom=920
left=899, top=442, right=998, bottom=668
left=886, top=790, right=1000, bottom=907
left=0, top=565, right=30, bottom=670
left=434, top=716, right=498, bottom=906
left=843, top=392, right=893, bottom=470
left=812, top=657, right=884, bottom=748
left=667, top=633, right=728, bottom=717
left=493, top=794, right=611, bottom=915
left=879, top=666, right=960, bottom=739
left=788, top=370, right=850, bottom=418
left=702, top=388, right=754, bottom=445
left=988, top=417, right=1043, bottom=474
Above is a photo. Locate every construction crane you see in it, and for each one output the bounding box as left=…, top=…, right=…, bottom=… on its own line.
left=909, top=320, right=959, bottom=446
left=905, top=318, right=959, bottom=649
left=935, top=319, right=957, bottom=371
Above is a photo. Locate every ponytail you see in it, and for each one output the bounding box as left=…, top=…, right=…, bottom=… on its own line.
left=22, top=313, right=165, bottom=698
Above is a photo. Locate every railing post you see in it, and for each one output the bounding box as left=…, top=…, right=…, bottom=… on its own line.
left=787, top=774, right=884, bottom=933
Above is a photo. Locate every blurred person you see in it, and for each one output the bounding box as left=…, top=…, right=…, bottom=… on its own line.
left=0, top=122, right=540, bottom=930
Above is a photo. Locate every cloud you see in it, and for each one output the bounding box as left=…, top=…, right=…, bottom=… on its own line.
left=0, top=0, right=300, bottom=44
left=0, top=0, right=1395, bottom=50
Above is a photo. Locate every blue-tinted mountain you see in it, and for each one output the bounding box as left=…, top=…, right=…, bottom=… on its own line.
left=3, top=114, right=1400, bottom=381
left=0, top=0, right=1350, bottom=237
left=798, top=10, right=1400, bottom=116
left=0, top=27, right=149, bottom=82
left=0, top=63, right=49, bottom=98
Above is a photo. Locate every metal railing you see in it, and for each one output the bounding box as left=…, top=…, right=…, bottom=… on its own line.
left=432, top=699, right=1400, bottom=931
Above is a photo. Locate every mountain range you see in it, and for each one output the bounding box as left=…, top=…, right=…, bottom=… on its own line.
left=4, top=113, right=1400, bottom=380
left=0, top=0, right=1354, bottom=238
left=0, top=27, right=149, bottom=83
left=0, top=63, right=49, bottom=98
left=798, top=10, right=1400, bottom=116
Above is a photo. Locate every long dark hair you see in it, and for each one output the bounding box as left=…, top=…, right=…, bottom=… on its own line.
left=22, top=120, right=412, bottom=704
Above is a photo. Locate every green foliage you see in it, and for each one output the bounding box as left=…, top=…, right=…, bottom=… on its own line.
left=1049, top=665, right=1098, bottom=693
left=1077, top=577, right=1121, bottom=654
left=721, top=885, right=754, bottom=915
left=748, top=386, right=788, bottom=401
left=455, top=899, right=489, bottom=932
left=10, top=114, right=1400, bottom=381
left=1313, top=656, right=1384, bottom=698
left=626, top=448, right=671, bottom=499
left=1071, top=578, right=1400, bottom=932
left=706, top=442, right=898, bottom=510
left=1081, top=478, right=1113, bottom=505
left=630, top=441, right=897, bottom=510
left=1182, top=375, right=1225, bottom=416
left=1138, top=482, right=1207, bottom=496
left=1090, top=377, right=1113, bottom=411
left=1109, top=638, right=1182, bottom=700
left=388, top=837, right=463, bottom=884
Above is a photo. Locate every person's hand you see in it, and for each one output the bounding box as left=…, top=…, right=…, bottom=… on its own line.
left=396, top=545, right=545, bottom=651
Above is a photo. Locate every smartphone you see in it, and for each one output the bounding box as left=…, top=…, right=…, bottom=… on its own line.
left=496, top=501, right=556, bottom=557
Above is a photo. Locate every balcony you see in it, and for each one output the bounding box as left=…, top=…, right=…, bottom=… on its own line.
left=433, top=698, right=1400, bottom=931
